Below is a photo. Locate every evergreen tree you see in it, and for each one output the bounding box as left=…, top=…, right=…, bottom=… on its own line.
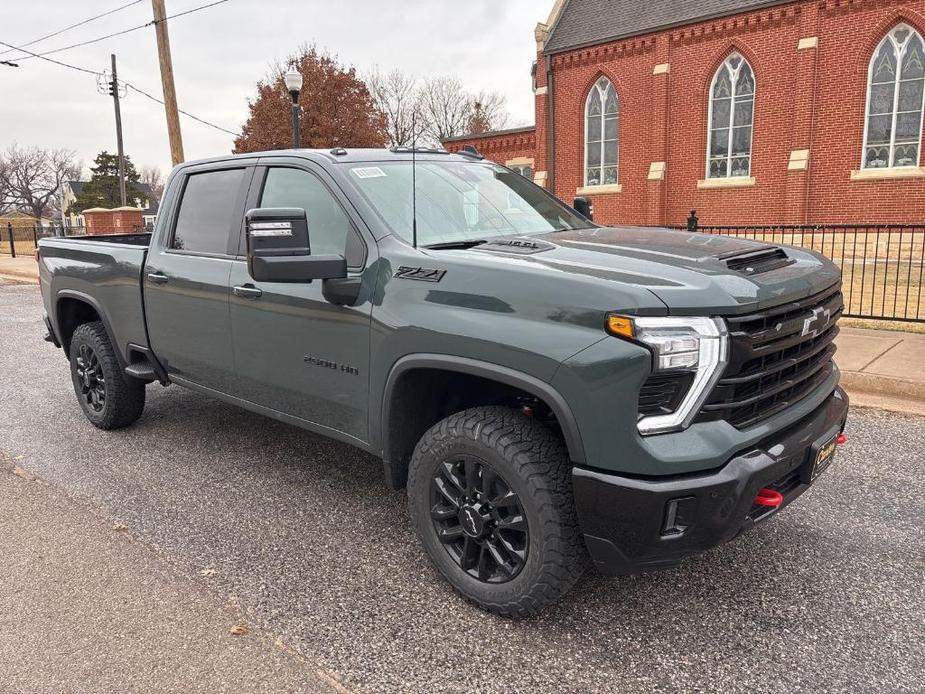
left=71, top=151, right=142, bottom=213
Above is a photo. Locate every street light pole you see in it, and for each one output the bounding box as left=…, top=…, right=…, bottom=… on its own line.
left=284, top=64, right=303, bottom=149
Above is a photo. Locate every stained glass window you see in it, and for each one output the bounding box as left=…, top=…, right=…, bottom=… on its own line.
left=584, top=77, right=619, bottom=186
left=863, top=24, right=925, bottom=169
left=707, top=54, right=755, bottom=178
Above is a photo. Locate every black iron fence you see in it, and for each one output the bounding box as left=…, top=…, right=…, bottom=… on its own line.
left=1, top=221, right=150, bottom=258
left=689, top=222, right=925, bottom=323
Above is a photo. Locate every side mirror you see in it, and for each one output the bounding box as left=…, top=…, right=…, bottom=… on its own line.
left=245, top=207, right=347, bottom=283
left=573, top=196, right=593, bottom=221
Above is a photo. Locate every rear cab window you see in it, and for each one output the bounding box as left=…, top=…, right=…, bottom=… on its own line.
left=171, top=168, right=248, bottom=255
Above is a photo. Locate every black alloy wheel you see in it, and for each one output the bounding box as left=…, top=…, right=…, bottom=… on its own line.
left=430, top=455, right=528, bottom=583
left=74, top=343, right=106, bottom=413
left=68, top=321, right=146, bottom=430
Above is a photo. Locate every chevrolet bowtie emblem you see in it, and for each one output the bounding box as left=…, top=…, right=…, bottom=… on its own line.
left=801, top=306, right=832, bottom=338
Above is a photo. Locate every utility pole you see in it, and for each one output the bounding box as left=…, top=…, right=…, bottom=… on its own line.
left=151, top=0, right=184, bottom=165
left=110, top=54, right=127, bottom=207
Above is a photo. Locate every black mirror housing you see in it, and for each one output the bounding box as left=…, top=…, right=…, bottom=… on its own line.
left=245, top=207, right=347, bottom=283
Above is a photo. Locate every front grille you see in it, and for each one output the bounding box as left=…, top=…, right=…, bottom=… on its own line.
left=697, top=282, right=843, bottom=429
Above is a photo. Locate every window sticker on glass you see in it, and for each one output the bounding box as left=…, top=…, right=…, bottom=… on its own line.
left=352, top=166, right=387, bottom=179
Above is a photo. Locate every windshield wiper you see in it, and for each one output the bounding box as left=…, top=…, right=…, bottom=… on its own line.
left=423, top=239, right=489, bottom=250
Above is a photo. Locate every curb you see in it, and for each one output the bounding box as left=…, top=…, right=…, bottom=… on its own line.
left=840, top=371, right=923, bottom=401
left=0, top=272, right=39, bottom=285
left=841, top=371, right=925, bottom=417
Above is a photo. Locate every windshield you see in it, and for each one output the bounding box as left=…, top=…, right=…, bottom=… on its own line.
left=346, top=160, right=589, bottom=246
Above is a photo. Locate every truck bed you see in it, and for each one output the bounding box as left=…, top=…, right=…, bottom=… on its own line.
left=37, top=235, right=152, bottom=360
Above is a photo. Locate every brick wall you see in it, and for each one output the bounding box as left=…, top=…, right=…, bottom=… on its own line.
left=82, top=207, right=145, bottom=234
left=448, top=0, right=925, bottom=227
left=444, top=127, right=538, bottom=169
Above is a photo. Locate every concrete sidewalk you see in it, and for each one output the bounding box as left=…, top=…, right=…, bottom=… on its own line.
left=0, top=254, right=39, bottom=284
left=836, top=327, right=925, bottom=416
left=0, top=454, right=339, bottom=694
left=3, top=254, right=921, bottom=414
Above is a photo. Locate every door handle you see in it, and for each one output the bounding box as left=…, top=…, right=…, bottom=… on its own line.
left=233, top=284, right=263, bottom=299
left=147, top=272, right=168, bottom=284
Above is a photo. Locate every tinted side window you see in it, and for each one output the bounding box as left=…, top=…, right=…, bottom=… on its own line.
left=172, top=168, right=246, bottom=254
left=260, top=168, right=360, bottom=263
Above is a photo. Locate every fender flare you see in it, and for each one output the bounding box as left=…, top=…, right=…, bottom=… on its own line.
left=380, top=354, right=586, bottom=465
left=54, top=289, right=125, bottom=367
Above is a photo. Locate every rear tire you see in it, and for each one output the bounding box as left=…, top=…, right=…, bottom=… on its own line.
left=69, top=321, right=145, bottom=430
left=408, top=406, right=585, bottom=617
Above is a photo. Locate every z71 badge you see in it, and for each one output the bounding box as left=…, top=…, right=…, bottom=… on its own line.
left=394, top=266, right=446, bottom=283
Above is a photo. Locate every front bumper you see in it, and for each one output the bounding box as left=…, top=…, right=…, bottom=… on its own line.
left=573, top=386, right=849, bottom=575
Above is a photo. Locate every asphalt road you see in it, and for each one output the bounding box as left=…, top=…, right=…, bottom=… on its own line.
left=1, top=283, right=922, bottom=693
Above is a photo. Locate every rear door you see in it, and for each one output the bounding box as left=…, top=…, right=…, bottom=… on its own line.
left=227, top=160, right=374, bottom=442
left=144, top=162, right=254, bottom=390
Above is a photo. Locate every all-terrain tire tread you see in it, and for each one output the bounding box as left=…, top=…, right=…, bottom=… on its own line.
left=408, top=406, right=586, bottom=617
left=70, top=321, right=145, bottom=430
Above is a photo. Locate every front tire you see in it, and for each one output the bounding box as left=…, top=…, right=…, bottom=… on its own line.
left=408, top=406, right=585, bottom=617
left=69, top=321, right=145, bottom=430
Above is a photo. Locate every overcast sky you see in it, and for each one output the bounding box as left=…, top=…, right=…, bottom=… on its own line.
left=1, top=0, right=544, bottom=176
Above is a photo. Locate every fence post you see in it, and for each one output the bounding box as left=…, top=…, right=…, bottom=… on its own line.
left=32, top=224, right=38, bottom=249
left=687, top=209, right=699, bottom=232
left=6, top=222, right=15, bottom=258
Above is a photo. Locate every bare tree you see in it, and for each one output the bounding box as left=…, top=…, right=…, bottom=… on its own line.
left=469, top=90, right=509, bottom=132
left=417, top=76, right=511, bottom=144
left=417, top=76, right=473, bottom=144
left=0, top=145, right=80, bottom=220
left=0, top=156, right=12, bottom=215
left=367, top=68, right=424, bottom=147
left=139, top=165, right=165, bottom=201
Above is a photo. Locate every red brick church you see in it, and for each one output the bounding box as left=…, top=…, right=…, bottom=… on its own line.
left=443, top=0, right=925, bottom=226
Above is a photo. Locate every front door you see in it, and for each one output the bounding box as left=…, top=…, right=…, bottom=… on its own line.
left=144, top=165, right=253, bottom=391
left=228, top=163, right=374, bottom=443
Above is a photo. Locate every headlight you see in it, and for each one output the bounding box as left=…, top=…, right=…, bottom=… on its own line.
left=607, top=315, right=728, bottom=435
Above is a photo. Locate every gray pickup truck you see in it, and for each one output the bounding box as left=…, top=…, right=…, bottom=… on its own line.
left=39, top=148, right=848, bottom=616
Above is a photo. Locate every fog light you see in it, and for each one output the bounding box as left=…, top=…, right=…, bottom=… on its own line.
left=662, top=496, right=696, bottom=537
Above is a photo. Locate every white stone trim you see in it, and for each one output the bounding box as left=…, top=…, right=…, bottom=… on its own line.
left=576, top=184, right=623, bottom=195
left=648, top=161, right=667, bottom=180
left=850, top=167, right=925, bottom=181
left=534, top=86, right=548, bottom=96
left=697, top=177, right=756, bottom=189
left=788, top=149, right=810, bottom=171
left=653, top=63, right=670, bottom=75
left=798, top=36, right=818, bottom=50
left=505, top=157, right=535, bottom=167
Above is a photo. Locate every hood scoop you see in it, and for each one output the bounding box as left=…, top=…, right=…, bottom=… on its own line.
left=477, top=237, right=556, bottom=255
left=718, top=245, right=794, bottom=276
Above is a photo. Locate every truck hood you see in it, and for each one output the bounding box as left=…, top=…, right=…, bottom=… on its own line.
left=462, top=226, right=842, bottom=315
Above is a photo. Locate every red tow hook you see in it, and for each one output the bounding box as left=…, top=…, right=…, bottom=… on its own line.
left=837, top=432, right=848, bottom=445
left=754, top=488, right=784, bottom=508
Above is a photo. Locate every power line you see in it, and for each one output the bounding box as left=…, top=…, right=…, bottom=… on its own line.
left=9, top=0, right=231, bottom=63
left=0, top=39, right=101, bottom=75
left=126, top=83, right=240, bottom=137
left=0, top=0, right=144, bottom=57
left=0, top=38, right=239, bottom=138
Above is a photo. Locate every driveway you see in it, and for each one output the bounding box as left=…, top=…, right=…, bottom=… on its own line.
left=1, top=283, right=922, bottom=693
